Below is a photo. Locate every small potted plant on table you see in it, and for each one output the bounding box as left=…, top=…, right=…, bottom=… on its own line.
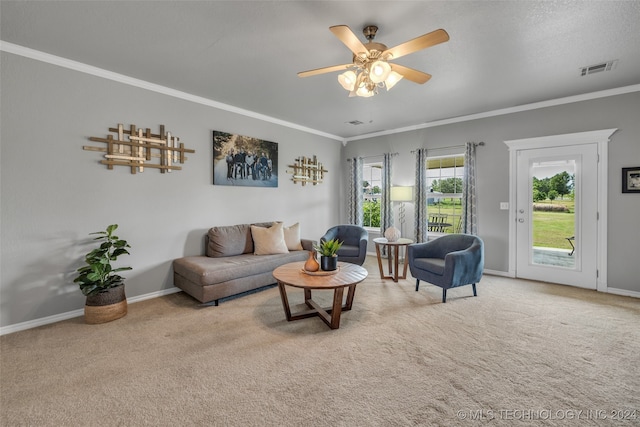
left=314, top=238, right=343, bottom=271
left=74, top=224, right=132, bottom=324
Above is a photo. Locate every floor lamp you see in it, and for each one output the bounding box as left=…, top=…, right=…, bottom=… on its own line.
left=390, top=186, right=414, bottom=238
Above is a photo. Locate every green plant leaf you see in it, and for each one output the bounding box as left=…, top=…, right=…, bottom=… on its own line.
left=314, top=238, right=343, bottom=256
left=111, top=248, right=130, bottom=258
left=74, top=224, right=132, bottom=295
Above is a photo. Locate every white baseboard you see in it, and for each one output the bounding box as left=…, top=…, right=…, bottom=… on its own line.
left=0, top=287, right=182, bottom=336
left=482, top=271, right=639, bottom=298
left=606, top=287, right=640, bottom=299
left=127, top=287, right=182, bottom=304
left=482, top=269, right=513, bottom=277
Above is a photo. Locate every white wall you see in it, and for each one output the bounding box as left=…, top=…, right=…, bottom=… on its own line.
left=342, top=92, right=640, bottom=293
left=0, top=53, right=342, bottom=329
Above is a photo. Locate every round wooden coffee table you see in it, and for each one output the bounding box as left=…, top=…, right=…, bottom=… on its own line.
left=273, top=261, right=368, bottom=329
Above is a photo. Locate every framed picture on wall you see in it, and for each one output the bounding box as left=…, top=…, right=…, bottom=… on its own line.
left=622, top=167, right=640, bottom=193
left=212, top=131, right=278, bottom=187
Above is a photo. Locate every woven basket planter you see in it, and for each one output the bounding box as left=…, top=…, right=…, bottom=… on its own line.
left=84, top=284, right=127, bottom=324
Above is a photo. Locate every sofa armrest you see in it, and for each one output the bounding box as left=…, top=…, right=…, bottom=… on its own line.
left=443, top=240, right=484, bottom=284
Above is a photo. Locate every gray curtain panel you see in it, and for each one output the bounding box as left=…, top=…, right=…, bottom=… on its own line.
left=380, top=153, right=394, bottom=235
left=347, top=157, right=364, bottom=226
left=413, top=148, right=429, bottom=243
left=462, top=142, right=478, bottom=235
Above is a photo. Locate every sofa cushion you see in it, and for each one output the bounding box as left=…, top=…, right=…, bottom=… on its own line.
left=207, top=224, right=253, bottom=257
left=413, top=257, right=446, bottom=276
left=174, top=251, right=309, bottom=286
left=251, top=222, right=289, bottom=255
left=337, top=244, right=360, bottom=257
left=283, top=222, right=303, bottom=251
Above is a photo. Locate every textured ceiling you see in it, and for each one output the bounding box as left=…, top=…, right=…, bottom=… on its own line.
left=2, top=1, right=639, bottom=140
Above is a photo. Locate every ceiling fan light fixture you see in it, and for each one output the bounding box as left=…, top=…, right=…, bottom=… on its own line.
left=299, top=25, right=449, bottom=99
left=356, top=85, right=375, bottom=97
left=384, top=71, right=403, bottom=91
left=338, top=70, right=357, bottom=91
left=369, top=60, right=391, bottom=83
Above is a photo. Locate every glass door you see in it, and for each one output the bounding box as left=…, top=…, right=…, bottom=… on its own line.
left=515, top=144, right=598, bottom=289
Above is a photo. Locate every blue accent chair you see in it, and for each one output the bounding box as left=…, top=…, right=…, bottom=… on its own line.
left=407, top=234, right=484, bottom=303
left=320, top=225, right=368, bottom=266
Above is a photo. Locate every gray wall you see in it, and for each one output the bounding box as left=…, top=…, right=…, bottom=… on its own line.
left=342, top=92, right=640, bottom=293
left=1, top=53, right=342, bottom=328
left=2, top=51, right=638, bottom=331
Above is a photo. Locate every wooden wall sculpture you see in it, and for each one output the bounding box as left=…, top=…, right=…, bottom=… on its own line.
left=286, top=155, right=327, bottom=186
left=84, top=124, right=195, bottom=174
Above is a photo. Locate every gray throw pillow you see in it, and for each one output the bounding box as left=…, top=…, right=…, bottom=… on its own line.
left=207, top=224, right=252, bottom=257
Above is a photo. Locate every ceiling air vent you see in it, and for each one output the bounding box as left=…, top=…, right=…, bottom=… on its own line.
left=347, top=120, right=364, bottom=125
left=580, top=60, right=618, bottom=76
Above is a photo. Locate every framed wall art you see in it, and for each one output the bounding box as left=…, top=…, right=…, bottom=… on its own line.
left=212, top=131, right=278, bottom=187
left=622, top=167, right=640, bottom=193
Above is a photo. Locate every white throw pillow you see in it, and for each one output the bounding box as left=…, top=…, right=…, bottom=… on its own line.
left=283, top=223, right=303, bottom=251
left=251, top=222, right=289, bottom=255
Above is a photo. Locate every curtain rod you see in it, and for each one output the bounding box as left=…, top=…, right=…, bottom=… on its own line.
left=346, top=152, right=399, bottom=161
left=410, top=141, right=485, bottom=154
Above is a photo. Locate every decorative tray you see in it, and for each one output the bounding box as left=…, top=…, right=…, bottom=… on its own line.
left=301, top=267, right=340, bottom=276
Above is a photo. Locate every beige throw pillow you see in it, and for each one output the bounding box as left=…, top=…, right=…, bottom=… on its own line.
left=283, top=223, right=303, bottom=251
left=251, top=222, right=289, bottom=255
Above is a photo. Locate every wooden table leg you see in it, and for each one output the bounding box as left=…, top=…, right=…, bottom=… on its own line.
left=344, top=284, right=357, bottom=310
left=375, top=243, right=385, bottom=279
left=393, top=245, right=400, bottom=282
left=277, top=281, right=292, bottom=321
left=304, top=288, right=313, bottom=309
left=329, top=287, right=345, bottom=329
left=401, top=245, right=409, bottom=279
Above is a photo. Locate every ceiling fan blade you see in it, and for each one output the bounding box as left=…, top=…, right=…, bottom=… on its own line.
left=329, top=25, right=368, bottom=56
left=298, top=64, right=353, bottom=78
left=383, top=29, right=449, bottom=60
left=390, top=64, right=432, bottom=84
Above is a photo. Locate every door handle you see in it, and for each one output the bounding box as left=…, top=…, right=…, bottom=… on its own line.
left=518, top=218, right=525, bottom=223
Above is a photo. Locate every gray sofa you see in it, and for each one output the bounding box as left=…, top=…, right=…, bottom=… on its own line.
left=173, top=222, right=314, bottom=305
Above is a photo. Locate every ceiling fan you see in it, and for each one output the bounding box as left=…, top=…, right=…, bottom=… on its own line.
left=298, top=25, right=449, bottom=97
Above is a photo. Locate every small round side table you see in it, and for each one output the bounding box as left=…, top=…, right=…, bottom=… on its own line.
left=373, top=237, right=413, bottom=282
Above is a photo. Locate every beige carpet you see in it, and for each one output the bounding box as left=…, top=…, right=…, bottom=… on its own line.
left=2, top=257, right=639, bottom=426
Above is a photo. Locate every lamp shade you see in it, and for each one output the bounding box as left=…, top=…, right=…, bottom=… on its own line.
left=369, top=60, right=392, bottom=84
left=356, top=86, right=374, bottom=97
left=338, top=71, right=357, bottom=91
left=384, top=71, right=404, bottom=91
left=390, top=186, right=413, bottom=202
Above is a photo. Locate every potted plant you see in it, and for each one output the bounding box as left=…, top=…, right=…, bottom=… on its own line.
left=74, top=224, right=132, bottom=324
left=314, top=238, right=343, bottom=271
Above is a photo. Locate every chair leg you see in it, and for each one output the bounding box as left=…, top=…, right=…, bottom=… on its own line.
left=472, top=283, right=477, bottom=297
left=415, top=279, right=420, bottom=291
left=442, top=289, right=447, bottom=303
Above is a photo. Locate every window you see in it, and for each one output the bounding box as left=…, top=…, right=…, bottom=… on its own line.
left=362, top=162, right=382, bottom=228
left=426, top=155, right=464, bottom=233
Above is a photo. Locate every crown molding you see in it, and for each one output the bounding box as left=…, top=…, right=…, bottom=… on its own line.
left=0, top=41, right=345, bottom=143
left=3, top=40, right=638, bottom=145
left=344, top=84, right=640, bottom=143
